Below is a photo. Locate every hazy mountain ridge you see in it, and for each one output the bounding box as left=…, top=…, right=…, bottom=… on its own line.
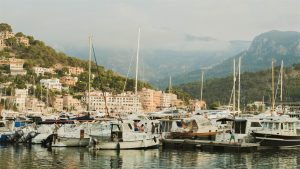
left=157, top=30, right=300, bottom=89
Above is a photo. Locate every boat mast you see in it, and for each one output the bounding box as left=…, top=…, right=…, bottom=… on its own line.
left=169, top=76, right=172, bottom=93
left=200, top=71, right=204, bottom=101
left=134, top=28, right=141, bottom=113
left=135, top=28, right=141, bottom=95
left=238, top=57, right=241, bottom=116
left=280, top=60, right=283, bottom=104
left=272, top=60, right=275, bottom=113
left=88, top=36, right=92, bottom=112
left=233, top=59, right=236, bottom=113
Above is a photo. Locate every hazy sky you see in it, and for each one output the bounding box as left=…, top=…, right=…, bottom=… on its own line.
left=1, top=0, right=300, bottom=53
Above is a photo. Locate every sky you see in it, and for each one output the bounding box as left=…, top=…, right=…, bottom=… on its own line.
left=0, top=0, right=300, bottom=55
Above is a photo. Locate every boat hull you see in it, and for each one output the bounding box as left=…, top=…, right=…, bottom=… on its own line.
left=52, top=136, right=90, bottom=147
left=251, top=132, right=300, bottom=147
left=92, top=138, right=159, bottom=150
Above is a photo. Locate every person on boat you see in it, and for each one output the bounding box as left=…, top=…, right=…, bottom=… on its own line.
left=229, top=130, right=235, bottom=143
left=134, top=121, right=139, bottom=131
left=140, top=124, right=145, bottom=132
left=144, top=123, right=148, bottom=133
left=151, top=122, right=155, bottom=134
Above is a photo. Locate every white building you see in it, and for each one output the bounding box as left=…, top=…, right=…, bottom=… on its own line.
left=160, top=92, right=172, bottom=108
left=9, top=58, right=26, bottom=75
left=81, top=91, right=143, bottom=114
left=13, top=88, right=28, bottom=111
left=33, top=67, right=54, bottom=76
left=40, top=78, right=62, bottom=91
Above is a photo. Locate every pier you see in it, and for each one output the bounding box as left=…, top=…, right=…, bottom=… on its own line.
left=162, top=139, right=259, bottom=152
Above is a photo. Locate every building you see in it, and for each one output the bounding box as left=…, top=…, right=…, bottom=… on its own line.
left=81, top=91, right=143, bottom=114
left=13, top=89, right=28, bottom=111
left=53, top=96, right=64, bottom=112
left=60, top=76, right=77, bottom=86
left=16, top=36, right=29, bottom=46
left=0, top=39, right=6, bottom=48
left=53, top=63, right=63, bottom=70
left=68, top=66, right=84, bottom=76
left=63, top=95, right=82, bottom=111
left=9, top=58, right=26, bottom=75
left=40, top=78, right=62, bottom=91
left=160, top=92, right=172, bottom=108
left=33, top=67, right=55, bottom=76
left=139, top=88, right=162, bottom=112
left=0, top=31, right=14, bottom=39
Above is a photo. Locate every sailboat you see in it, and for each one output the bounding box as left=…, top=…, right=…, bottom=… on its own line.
left=90, top=28, right=160, bottom=150
left=250, top=60, right=300, bottom=147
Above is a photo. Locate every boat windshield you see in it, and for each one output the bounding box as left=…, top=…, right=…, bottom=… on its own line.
left=111, top=124, right=121, bottom=132
left=250, top=122, right=262, bottom=127
left=0, top=122, right=5, bottom=127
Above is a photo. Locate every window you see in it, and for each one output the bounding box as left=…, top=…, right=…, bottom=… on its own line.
left=250, top=122, right=262, bottom=127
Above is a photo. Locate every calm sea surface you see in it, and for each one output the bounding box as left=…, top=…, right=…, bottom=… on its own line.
left=0, top=144, right=299, bottom=169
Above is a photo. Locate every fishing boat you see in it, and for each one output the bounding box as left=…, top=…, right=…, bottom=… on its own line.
left=90, top=121, right=159, bottom=150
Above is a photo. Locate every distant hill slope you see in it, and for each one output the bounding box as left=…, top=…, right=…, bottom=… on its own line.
left=0, top=23, right=152, bottom=93
left=157, top=30, right=300, bottom=89
left=178, top=63, right=300, bottom=106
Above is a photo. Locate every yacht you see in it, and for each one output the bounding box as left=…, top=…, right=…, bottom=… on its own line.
left=251, top=116, right=300, bottom=147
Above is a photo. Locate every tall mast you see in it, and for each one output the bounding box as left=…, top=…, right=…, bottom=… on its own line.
left=135, top=28, right=141, bottom=95
left=233, top=59, right=236, bottom=113
left=200, top=71, right=204, bottom=101
left=238, top=57, right=241, bottom=116
left=272, top=60, right=275, bottom=112
left=169, top=76, right=172, bottom=93
left=88, top=36, right=92, bottom=111
left=280, top=60, right=283, bottom=103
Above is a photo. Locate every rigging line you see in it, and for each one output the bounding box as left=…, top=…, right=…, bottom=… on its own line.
left=92, top=43, right=109, bottom=116
left=122, top=52, right=134, bottom=93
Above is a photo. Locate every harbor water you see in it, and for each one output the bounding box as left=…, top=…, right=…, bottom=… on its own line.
left=0, top=144, right=300, bottom=169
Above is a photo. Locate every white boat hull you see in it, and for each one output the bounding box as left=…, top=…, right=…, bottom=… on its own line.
left=93, top=138, right=159, bottom=150
left=52, top=137, right=90, bottom=147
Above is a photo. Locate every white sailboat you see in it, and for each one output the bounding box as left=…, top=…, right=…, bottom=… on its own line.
left=90, top=28, right=160, bottom=150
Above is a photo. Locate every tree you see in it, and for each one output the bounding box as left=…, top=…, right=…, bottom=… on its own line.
left=0, top=23, right=12, bottom=32
left=15, top=32, right=24, bottom=37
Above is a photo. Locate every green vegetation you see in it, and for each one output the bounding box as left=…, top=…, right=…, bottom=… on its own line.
left=0, top=23, right=153, bottom=99
left=177, top=64, right=300, bottom=108
left=0, top=23, right=12, bottom=32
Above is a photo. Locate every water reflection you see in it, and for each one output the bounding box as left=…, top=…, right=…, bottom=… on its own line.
left=0, top=145, right=300, bottom=168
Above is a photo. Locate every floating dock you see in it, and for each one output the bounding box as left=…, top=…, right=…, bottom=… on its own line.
left=162, top=139, right=259, bottom=152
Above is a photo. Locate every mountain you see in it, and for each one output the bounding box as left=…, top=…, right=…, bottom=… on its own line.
left=160, top=30, right=300, bottom=89
left=177, top=63, right=300, bottom=107
left=64, top=39, right=251, bottom=88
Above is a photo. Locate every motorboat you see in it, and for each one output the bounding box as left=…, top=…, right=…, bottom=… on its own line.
left=251, top=116, right=300, bottom=147
left=90, top=121, right=160, bottom=150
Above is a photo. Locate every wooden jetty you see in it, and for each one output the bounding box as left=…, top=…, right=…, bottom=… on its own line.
left=162, top=139, right=259, bottom=152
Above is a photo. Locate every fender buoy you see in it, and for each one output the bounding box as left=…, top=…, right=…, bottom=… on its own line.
left=153, top=136, right=157, bottom=143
